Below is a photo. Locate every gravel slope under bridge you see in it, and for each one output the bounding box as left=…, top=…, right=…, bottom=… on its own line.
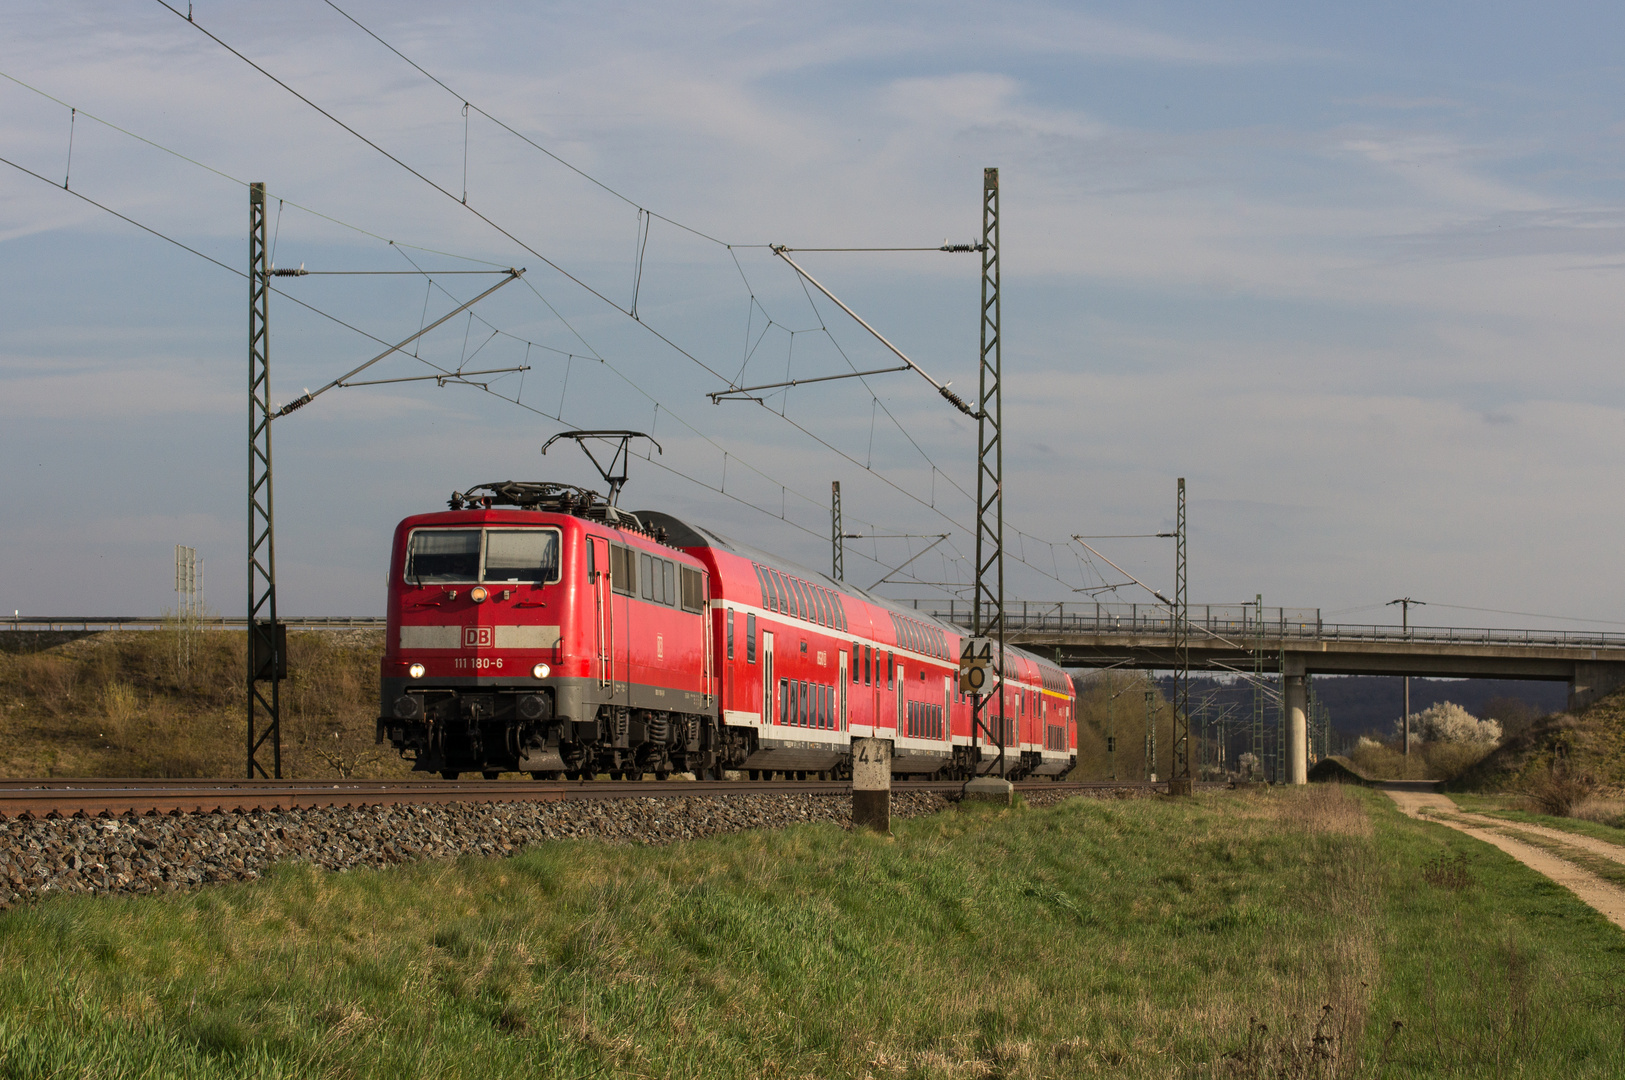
left=0, top=789, right=1136, bottom=908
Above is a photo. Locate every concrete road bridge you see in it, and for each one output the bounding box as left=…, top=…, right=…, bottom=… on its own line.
left=10, top=608, right=1622, bottom=786
left=910, top=600, right=1625, bottom=784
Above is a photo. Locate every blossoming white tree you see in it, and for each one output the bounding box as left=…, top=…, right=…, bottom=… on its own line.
left=1399, top=701, right=1502, bottom=745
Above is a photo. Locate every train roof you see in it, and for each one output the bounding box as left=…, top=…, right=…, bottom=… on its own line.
left=635, top=509, right=1064, bottom=676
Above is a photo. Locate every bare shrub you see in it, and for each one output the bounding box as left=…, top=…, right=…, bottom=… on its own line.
left=14, top=653, right=80, bottom=714
left=1221, top=1006, right=1344, bottom=1079
left=1347, top=737, right=1404, bottom=780
left=1517, top=762, right=1596, bottom=818
left=1420, top=853, right=1472, bottom=890
left=100, top=682, right=140, bottom=725
left=1419, top=740, right=1495, bottom=782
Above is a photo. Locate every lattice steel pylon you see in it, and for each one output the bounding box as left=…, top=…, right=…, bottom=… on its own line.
left=970, top=166, right=1006, bottom=778
left=247, top=182, right=282, bottom=779
left=962, top=166, right=1001, bottom=776
left=1251, top=593, right=1265, bottom=781
left=831, top=481, right=844, bottom=581
left=1170, top=478, right=1192, bottom=794
left=1143, top=686, right=1156, bottom=781
left=1276, top=648, right=1286, bottom=783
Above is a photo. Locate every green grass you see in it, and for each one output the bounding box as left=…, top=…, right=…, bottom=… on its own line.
left=1364, top=788, right=1625, bottom=1077
left=0, top=788, right=1621, bottom=1078
left=1447, top=793, right=1625, bottom=848
left=1479, top=830, right=1625, bottom=890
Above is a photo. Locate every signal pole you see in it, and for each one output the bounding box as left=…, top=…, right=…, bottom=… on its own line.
left=247, top=182, right=282, bottom=779
left=1169, top=477, right=1192, bottom=794
left=970, top=166, right=1006, bottom=780
left=1387, top=597, right=1424, bottom=762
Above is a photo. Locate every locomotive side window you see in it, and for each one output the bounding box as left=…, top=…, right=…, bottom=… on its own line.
left=639, top=553, right=655, bottom=601
left=681, top=567, right=704, bottom=612
left=405, top=529, right=481, bottom=583
left=746, top=613, right=757, bottom=663
left=483, top=530, right=560, bottom=584
left=663, top=560, right=677, bottom=606
left=610, top=544, right=637, bottom=596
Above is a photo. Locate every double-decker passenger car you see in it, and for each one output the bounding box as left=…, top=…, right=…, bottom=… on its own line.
left=378, top=482, right=1075, bottom=781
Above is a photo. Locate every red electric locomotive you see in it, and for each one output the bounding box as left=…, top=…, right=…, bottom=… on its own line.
left=377, top=479, right=1076, bottom=781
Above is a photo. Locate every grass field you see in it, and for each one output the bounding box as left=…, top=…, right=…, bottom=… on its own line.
left=1, top=787, right=1622, bottom=1078
left=1447, top=793, right=1625, bottom=848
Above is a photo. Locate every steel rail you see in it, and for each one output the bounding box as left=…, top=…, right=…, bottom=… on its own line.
left=0, top=777, right=1178, bottom=821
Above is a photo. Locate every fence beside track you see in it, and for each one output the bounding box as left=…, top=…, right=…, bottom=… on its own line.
left=0, top=777, right=1197, bottom=821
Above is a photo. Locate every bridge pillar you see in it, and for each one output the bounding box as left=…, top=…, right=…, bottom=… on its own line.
left=1571, top=662, right=1625, bottom=712
left=1283, top=655, right=1308, bottom=785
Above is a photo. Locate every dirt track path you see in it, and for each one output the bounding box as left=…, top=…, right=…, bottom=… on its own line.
left=1383, top=789, right=1625, bottom=932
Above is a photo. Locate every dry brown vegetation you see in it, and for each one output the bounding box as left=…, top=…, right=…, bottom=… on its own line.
left=1450, top=688, right=1625, bottom=799
left=1071, top=670, right=1180, bottom=780
left=1344, top=735, right=1497, bottom=783
left=0, top=629, right=409, bottom=779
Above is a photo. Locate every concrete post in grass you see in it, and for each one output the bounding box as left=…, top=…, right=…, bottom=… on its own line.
left=851, top=737, right=891, bottom=832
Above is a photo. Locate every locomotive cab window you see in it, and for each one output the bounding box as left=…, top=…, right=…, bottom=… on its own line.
left=405, top=528, right=560, bottom=585
left=405, top=529, right=480, bottom=583
left=483, top=530, right=560, bottom=583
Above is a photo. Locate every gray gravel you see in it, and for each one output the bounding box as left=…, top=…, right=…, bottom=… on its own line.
left=0, top=790, right=960, bottom=908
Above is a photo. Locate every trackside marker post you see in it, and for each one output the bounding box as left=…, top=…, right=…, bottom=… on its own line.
left=851, top=737, right=891, bottom=832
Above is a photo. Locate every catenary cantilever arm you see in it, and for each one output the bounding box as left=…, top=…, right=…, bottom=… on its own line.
left=770, top=247, right=976, bottom=417
left=274, top=268, right=524, bottom=417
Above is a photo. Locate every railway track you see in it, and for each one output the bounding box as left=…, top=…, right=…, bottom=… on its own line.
left=0, top=776, right=1173, bottom=820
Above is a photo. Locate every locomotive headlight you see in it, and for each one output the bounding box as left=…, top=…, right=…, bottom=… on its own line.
left=531, top=663, right=550, bottom=679
left=470, top=586, right=489, bottom=603
left=408, top=662, right=426, bottom=679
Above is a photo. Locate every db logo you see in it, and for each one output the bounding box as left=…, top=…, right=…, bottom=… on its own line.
left=463, top=626, right=493, bottom=648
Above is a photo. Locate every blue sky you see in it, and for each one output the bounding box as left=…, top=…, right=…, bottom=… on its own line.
left=3, top=1, right=1624, bottom=631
